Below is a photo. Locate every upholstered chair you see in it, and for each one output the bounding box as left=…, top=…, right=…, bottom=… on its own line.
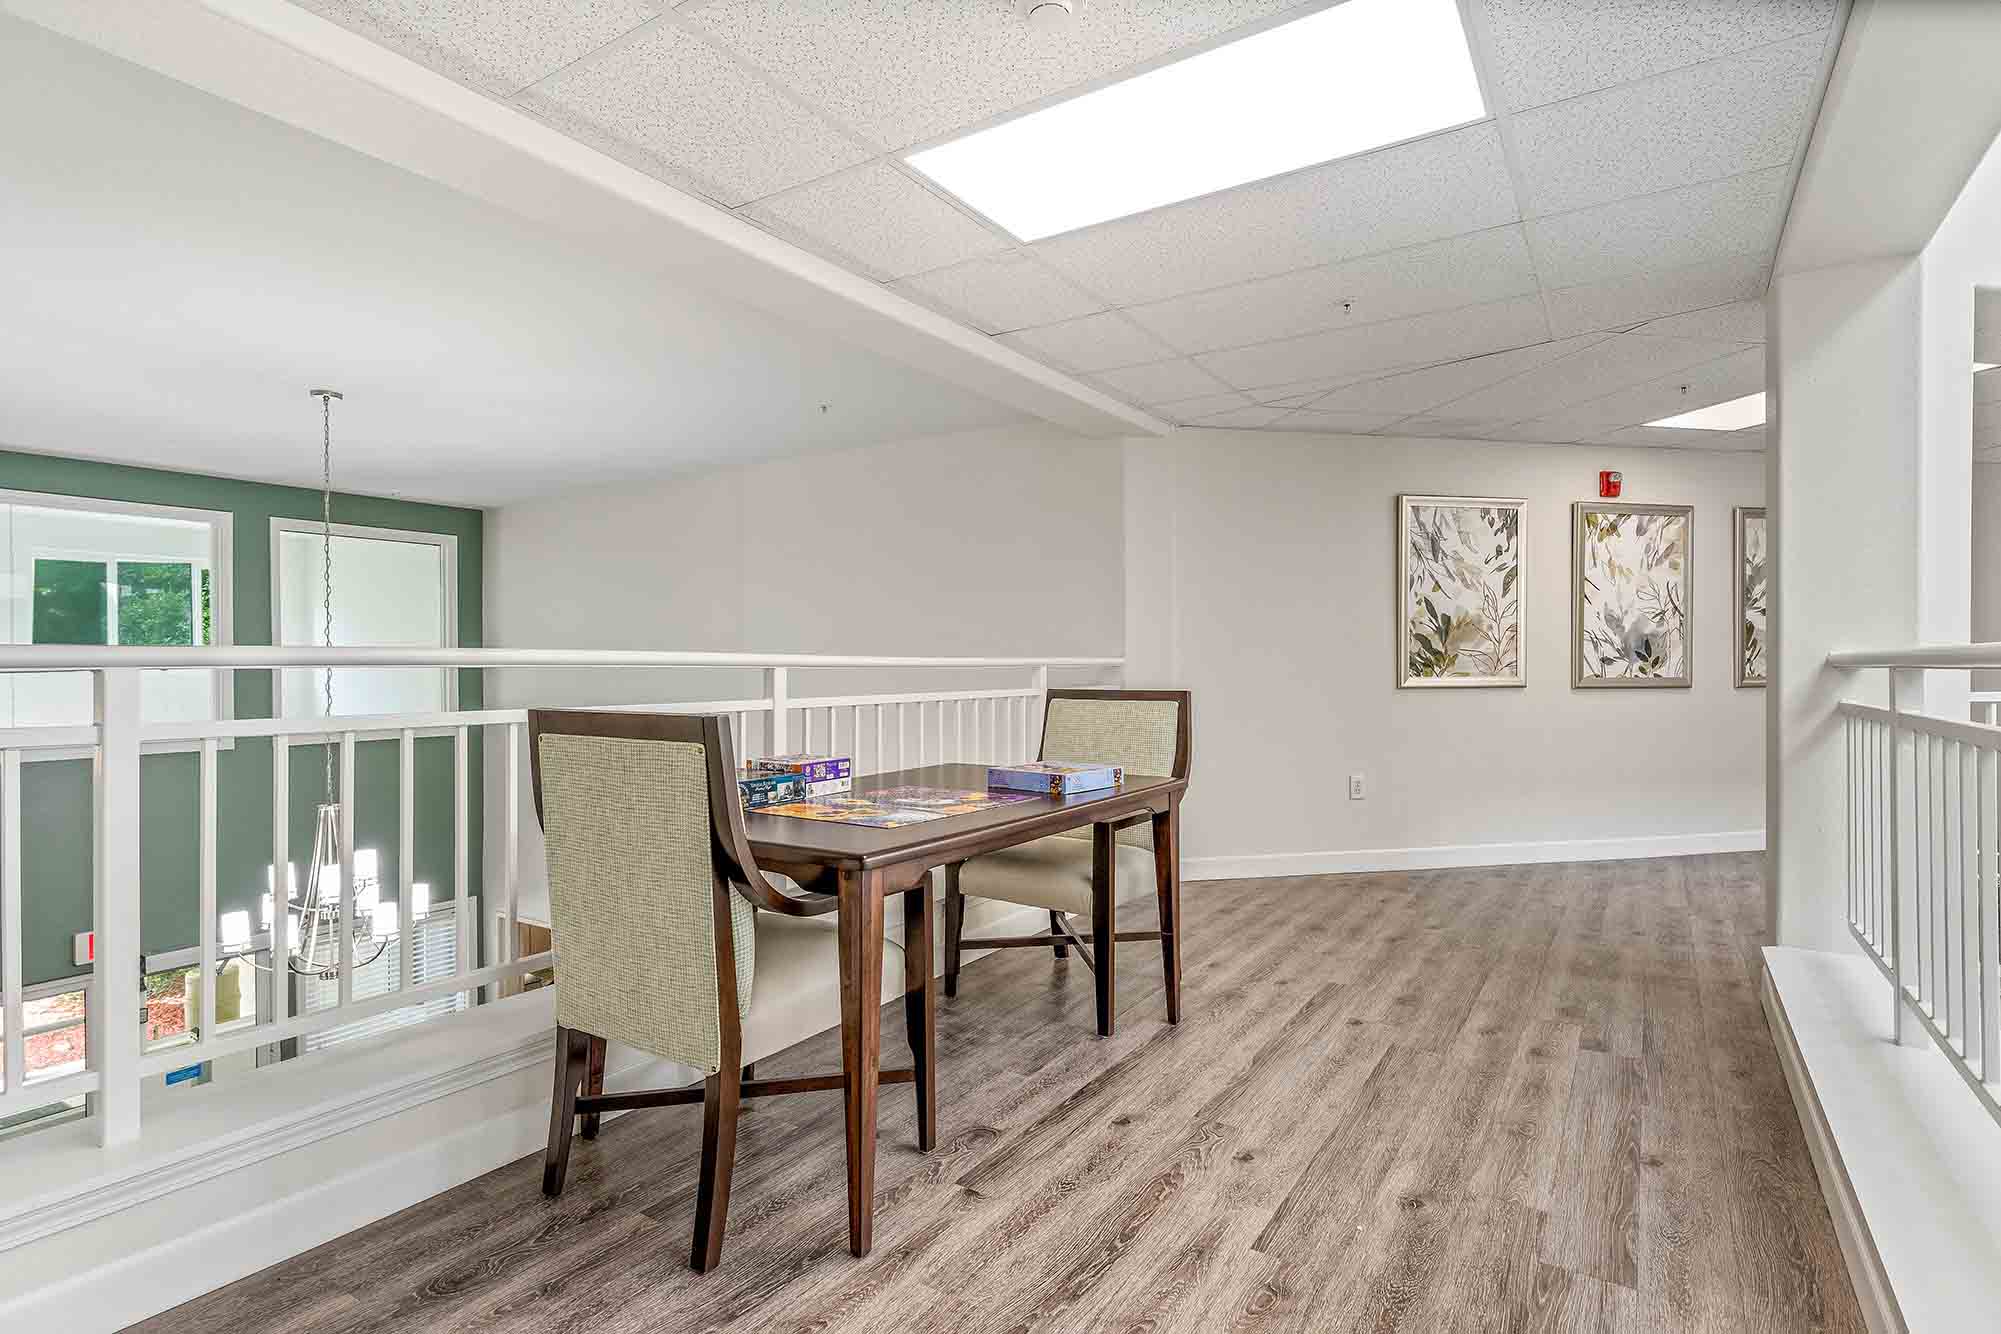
left=529, top=709, right=934, bottom=1272
left=944, top=689, right=1190, bottom=1037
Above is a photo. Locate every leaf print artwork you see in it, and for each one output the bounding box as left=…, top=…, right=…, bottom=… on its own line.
left=1573, top=504, right=1692, bottom=688
left=1736, top=508, right=1767, bottom=686
left=1398, top=496, right=1525, bottom=688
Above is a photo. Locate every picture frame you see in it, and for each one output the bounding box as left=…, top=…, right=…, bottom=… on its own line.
left=1571, top=501, right=1693, bottom=689
left=1396, top=494, right=1527, bottom=689
left=1734, top=506, right=1767, bottom=688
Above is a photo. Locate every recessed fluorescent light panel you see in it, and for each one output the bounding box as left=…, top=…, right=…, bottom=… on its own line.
left=904, top=0, right=1487, bottom=241
left=1646, top=391, right=1767, bottom=431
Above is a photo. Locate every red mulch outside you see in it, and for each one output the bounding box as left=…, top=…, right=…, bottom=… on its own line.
left=17, top=986, right=189, bottom=1080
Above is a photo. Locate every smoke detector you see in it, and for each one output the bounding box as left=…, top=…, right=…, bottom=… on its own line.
left=1019, top=0, right=1076, bottom=32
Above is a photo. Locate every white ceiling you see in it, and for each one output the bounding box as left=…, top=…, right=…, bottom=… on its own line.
left=287, top=0, right=1846, bottom=451
left=0, top=12, right=1042, bottom=506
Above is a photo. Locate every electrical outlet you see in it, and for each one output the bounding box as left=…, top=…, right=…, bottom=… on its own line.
left=1348, top=773, right=1366, bottom=801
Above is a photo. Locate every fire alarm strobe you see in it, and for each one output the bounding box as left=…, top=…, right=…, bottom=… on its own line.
left=1599, top=470, right=1623, bottom=499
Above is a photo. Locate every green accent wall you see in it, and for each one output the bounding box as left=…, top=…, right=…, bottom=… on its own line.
left=0, top=449, right=484, bottom=986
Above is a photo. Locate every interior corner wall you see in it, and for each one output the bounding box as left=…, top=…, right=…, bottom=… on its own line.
left=1121, top=430, right=1766, bottom=879
left=1768, top=256, right=1923, bottom=953
left=1769, top=126, right=2001, bottom=954
left=482, top=424, right=1125, bottom=919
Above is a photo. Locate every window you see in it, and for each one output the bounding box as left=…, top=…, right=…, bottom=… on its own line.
left=0, top=493, right=232, bottom=727
left=273, top=521, right=455, bottom=718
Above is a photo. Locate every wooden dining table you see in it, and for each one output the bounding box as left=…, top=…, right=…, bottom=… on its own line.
left=743, top=762, right=1187, bottom=1256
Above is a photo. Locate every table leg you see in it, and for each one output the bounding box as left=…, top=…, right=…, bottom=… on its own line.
left=838, top=867, right=885, bottom=1256
left=1092, top=821, right=1116, bottom=1038
left=903, top=877, right=937, bottom=1151
left=1153, top=800, right=1182, bottom=1025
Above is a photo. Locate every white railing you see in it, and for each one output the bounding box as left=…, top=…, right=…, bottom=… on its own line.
left=0, top=647, right=1119, bottom=1147
left=1831, top=645, right=2001, bottom=1129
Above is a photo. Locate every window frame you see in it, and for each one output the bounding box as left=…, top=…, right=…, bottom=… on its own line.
left=268, top=517, right=459, bottom=717
left=0, top=488, right=235, bottom=753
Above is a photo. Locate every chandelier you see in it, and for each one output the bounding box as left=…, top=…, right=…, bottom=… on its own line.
left=282, top=388, right=389, bottom=979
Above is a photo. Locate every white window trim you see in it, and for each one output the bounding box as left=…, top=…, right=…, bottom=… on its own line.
left=268, top=517, right=460, bottom=715
left=0, top=487, right=235, bottom=758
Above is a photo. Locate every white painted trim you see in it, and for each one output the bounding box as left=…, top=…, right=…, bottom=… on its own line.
left=1182, top=829, right=1766, bottom=881
left=1760, top=962, right=1906, bottom=1334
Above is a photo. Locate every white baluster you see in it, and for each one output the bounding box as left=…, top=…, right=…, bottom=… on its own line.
left=270, top=736, right=290, bottom=1028
left=338, top=730, right=357, bottom=1010
left=198, top=738, right=218, bottom=1043
left=454, top=724, right=470, bottom=1001
left=2, top=750, right=23, bottom=1094
left=399, top=729, right=415, bottom=997
left=766, top=668, right=789, bottom=756
left=92, top=667, right=143, bottom=1146
left=503, top=721, right=521, bottom=971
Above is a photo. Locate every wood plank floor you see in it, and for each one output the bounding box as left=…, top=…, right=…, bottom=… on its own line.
left=137, top=854, right=1864, bottom=1334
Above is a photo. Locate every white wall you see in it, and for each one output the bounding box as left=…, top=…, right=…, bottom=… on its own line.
left=1769, top=126, right=2001, bottom=953
left=483, top=423, right=1126, bottom=918
left=1975, top=465, right=2001, bottom=662
left=1122, top=430, right=1766, bottom=878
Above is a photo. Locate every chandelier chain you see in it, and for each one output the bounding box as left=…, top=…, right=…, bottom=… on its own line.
left=321, top=391, right=335, bottom=805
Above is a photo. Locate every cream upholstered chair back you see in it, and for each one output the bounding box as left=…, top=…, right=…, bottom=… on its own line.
left=529, top=711, right=757, bottom=1077
left=1041, top=690, right=1191, bottom=849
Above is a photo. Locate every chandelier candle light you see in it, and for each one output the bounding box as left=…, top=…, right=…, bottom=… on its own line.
left=287, top=388, right=388, bottom=982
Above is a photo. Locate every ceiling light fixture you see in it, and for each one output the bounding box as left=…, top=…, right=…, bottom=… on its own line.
left=1019, top=0, right=1075, bottom=32
left=1646, top=391, right=1767, bottom=431
left=908, top=0, right=1486, bottom=240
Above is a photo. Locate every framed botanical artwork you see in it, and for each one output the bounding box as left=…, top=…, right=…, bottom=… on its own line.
left=1571, top=501, right=1693, bottom=689
left=1735, top=506, right=1768, bottom=687
left=1397, top=495, right=1525, bottom=688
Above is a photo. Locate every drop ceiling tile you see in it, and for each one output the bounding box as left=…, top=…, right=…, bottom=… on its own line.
left=1090, top=358, right=1233, bottom=405
left=1976, top=401, right=2001, bottom=436
left=1597, top=424, right=1766, bottom=451
left=1261, top=409, right=1406, bottom=434
left=1154, top=391, right=1257, bottom=422
left=297, top=0, right=658, bottom=97
left=1003, top=311, right=1178, bottom=375
left=1524, top=346, right=1765, bottom=436
left=687, top=0, right=1301, bottom=151
left=1975, top=368, right=2001, bottom=407
left=892, top=252, right=1102, bottom=334
left=1124, top=227, right=1538, bottom=356
left=1623, top=298, right=1767, bottom=343
left=518, top=23, right=869, bottom=206
left=1373, top=415, right=1523, bottom=439
left=741, top=162, right=1005, bottom=280
left=1976, top=332, right=2001, bottom=366
left=1307, top=335, right=1614, bottom=415
left=1032, top=124, right=1521, bottom=307
left=1526, top=167, right=1790, bottom=289
left=1475, top=0, right=1835, bottom=113
left=1510, top=33, right=1827, bottom=217
left=1196, top=294, right=1550, bottom=392
left=1427, top=332, right=1750, bottom=421
left=1545, top=254, right=1769, bottom=338
left=1187, top=406, right=1287, bottom=430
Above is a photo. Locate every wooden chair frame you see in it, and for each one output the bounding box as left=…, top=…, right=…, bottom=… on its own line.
left=942, top=688, right=1191, bottom=1037
left=528, top=709, right=936, bottom=1272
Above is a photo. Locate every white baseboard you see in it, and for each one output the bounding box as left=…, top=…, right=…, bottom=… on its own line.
left=1182, top=829, right=1766, bottom=881
left=1760, top=963, right=1906, bottom=1334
